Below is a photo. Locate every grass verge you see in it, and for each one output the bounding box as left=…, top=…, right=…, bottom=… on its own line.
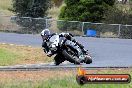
left=0, top=44, right=52, bottom=66
left=0, top=69, right=132, bottom=88
left=0, top=48, right=19, bottom=65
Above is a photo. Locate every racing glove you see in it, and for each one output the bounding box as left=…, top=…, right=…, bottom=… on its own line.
left=46, top=51, right=53, bottom=57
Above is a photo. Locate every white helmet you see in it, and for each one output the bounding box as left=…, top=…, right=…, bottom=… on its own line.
left=41, top=29, right=51, bottom=36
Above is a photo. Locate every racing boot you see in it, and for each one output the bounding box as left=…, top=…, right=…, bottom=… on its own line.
left=82, top=49, right=89, bottom=54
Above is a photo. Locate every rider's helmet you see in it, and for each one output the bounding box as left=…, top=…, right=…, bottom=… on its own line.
left=41, top=29, right=51, bottom=40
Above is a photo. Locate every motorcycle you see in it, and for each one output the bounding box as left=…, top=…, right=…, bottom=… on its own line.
left=43, top=34, right=92, bottom=65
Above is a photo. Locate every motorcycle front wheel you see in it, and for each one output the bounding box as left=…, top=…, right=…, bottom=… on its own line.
left=54, top=54, right=65, bottom=65
left=62, top=49, right=81, bottom=65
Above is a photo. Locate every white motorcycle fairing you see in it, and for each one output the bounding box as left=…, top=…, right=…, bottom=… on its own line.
left=48, top=35, right=59, bottom=51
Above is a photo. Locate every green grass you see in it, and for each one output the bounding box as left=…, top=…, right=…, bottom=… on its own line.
left=0, top=44, right=52, bottom=66
left=0, top=76, right=131, bottom=88
left=0, top=69, right=132, bottom=88
left=38, top=77, right=132, bottom=88
left=0, top=48, right=19, bottom=65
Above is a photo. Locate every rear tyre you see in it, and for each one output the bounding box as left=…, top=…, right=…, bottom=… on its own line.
left=85, top=56, right=92, bottom=64
left=62, top=50, right=81, bottom=64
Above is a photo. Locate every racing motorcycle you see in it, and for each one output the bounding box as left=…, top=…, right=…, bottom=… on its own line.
left=43, top=34, right=92, bottom=65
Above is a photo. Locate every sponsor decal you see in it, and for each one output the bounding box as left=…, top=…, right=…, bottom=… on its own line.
left=76, top=67, right=131, bottom=85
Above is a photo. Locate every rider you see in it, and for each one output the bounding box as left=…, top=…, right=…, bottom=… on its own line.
left=41, top=29, right=55, bottom=57
left=41, top=28, right=87, bottom=57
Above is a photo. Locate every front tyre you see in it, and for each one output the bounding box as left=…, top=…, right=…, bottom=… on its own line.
left=62, top=50, right=81, bottom=64
left=54, top=54, right=65, bottom=65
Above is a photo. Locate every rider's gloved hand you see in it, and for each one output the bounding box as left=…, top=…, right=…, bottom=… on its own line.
left=46, top=51, right=53, bottom=57
left=42, top=41, right=46, bottom=47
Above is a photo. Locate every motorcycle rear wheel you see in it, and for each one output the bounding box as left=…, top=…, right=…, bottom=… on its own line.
left=85, top=56, right=92, bottom=64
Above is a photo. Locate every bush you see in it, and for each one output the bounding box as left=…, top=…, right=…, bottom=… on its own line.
left=59, top=0, right=115, bottom=22
left=58, top=0, right=116, bottom=32
left=12, top=0, right=50, bottom=18
left=103, top=0, right=115, bottom=6
left=65, top=0, right=80, bottom=6
left=103, top=6, right=132, bottom=24
left=11, top=0, right=50, bottom=33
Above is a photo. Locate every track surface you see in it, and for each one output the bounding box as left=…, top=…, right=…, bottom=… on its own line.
left=0, top=32, right=132, bottom=68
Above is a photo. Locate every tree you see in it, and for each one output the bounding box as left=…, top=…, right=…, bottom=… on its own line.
left=59, top=0, right=115, bottom=22
left=12, top=0, right=50, bottom=17
left=11, top=0, right=51, bottom=33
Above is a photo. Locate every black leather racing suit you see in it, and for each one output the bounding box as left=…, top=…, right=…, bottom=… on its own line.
left=42, top=33, right=87, bottom=57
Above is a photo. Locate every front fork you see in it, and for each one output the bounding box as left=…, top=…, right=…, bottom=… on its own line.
left=64, top=40, right=82, bottom=56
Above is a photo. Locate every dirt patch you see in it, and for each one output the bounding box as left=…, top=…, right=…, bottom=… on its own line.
left=0, top=70, right=75, bottom=82
left=0, top=68, right=131, bottom=82
left=0, top=44, right=53, bottom=65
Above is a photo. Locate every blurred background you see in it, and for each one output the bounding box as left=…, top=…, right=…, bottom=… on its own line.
left=0, top=0, right=132, bottom=38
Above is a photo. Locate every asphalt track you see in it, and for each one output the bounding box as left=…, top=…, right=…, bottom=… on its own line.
left=0, top=32, right=132, bottom=69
